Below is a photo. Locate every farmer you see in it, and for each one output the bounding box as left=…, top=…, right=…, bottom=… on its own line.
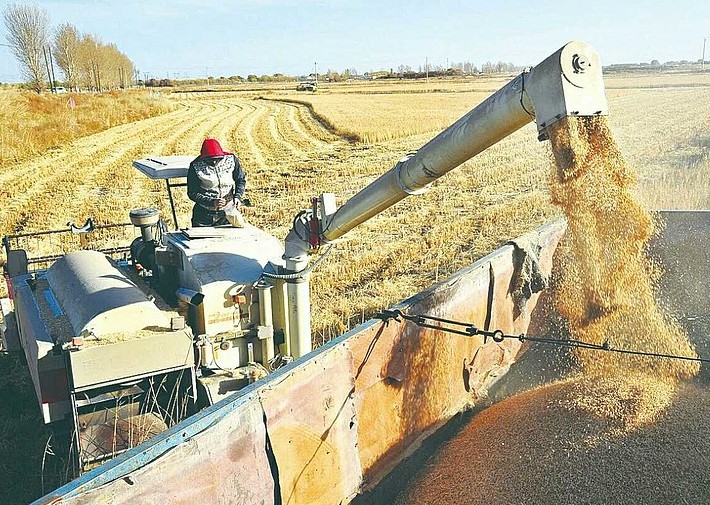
left=187, top=138, right=247, bottom=227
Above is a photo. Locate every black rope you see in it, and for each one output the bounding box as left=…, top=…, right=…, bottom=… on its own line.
left=519, top=70, right=535, bottom=119
left=376, top=309, right=710, bottom=364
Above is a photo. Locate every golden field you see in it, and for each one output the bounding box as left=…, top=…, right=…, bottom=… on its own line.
left=0, top=89, right=173, bottom=165
left=1, top=74, right=709, bottom=340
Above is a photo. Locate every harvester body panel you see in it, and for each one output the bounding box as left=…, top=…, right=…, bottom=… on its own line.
left=164, top=224, right=284, bottom=336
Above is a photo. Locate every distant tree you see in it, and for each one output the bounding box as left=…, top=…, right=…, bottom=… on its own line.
left=463, top=62, right=475, bottom=74
left=247, top=74, right=258, bottom=82
left=326, top=69, right=341, bottom=82
left=52, top=23, right=80, bottom=90
left=651, top=59, right=660, bottom=66
left=72, top=33, right=134, bottom=90
left=3, top=3, right=50, bottom=93
left=76, top=34, right=99, bottom=90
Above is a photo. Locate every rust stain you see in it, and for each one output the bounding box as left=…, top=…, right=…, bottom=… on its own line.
left=268, top=423, right=343, bottom=505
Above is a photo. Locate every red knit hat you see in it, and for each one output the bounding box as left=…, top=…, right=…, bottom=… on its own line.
left=200, top=138, right=226, bottom=157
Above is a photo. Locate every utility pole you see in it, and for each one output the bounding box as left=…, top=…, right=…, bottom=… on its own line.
left=425, top=57, right=429, bottom=84
left=47, top=46, right=58, bottom=92
left=314, top=61, right=318, bottom=84
left=703, top=38, right=707, bottom=71
left=42, top=46, right=53, bottom=92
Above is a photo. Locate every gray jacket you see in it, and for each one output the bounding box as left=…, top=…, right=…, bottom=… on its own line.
left=187, top=154, right=246, bottom=210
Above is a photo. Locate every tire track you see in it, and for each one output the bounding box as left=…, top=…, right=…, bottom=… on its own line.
left=236, top=101, right=269, bottom=169
left=267, top=103, right=302, bottom=158
left=292, top=102, right=341, bottom=144
left=282, top=102, right=334, bottom=151
left=250, top=100, right=316, bottom=169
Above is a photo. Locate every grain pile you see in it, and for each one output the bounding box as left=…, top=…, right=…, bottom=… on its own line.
left=395, top=379, right=710, bottom=505
left=396, top=116, right=708, bottom=504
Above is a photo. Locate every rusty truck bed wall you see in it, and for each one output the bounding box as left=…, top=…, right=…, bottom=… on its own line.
left=38, top=219, right=567, bottom=505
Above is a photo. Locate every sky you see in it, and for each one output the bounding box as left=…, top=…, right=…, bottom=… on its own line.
left=0, top=0, right=707, bottom=82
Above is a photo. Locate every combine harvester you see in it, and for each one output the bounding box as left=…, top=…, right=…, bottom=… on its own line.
left=1, top=41, right=705, bottom=504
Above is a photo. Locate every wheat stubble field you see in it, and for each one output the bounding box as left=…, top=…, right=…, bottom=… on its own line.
left=0, top=73, right=709, bottom=503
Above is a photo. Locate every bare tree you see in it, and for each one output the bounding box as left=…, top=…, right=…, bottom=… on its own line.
left=76, top=33, right=99, bottom=90
left=52, top=23, right=80, bottom=90
left=73, top=34, right=135, bottom=91
left=3, top=3, right=50, bottom=93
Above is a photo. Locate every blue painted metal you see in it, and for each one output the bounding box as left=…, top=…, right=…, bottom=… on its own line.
left=42, top=289, right=63, bottom=317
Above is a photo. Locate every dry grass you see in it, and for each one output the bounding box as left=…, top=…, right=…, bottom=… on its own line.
left=604, top=71, right=710, bottom=89
left=0, top=89, right=173, bottom=165
left=264, top=91, right=494, bottom=143
left=0, top=353, right=68, bottom=503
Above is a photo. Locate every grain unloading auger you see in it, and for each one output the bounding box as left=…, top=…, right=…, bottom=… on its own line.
left=0, top=41, right=613, bottom=503
left=281, top=40, right=607, bottom=353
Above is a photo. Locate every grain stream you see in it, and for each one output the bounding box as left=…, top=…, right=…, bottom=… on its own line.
left=398, top=116, right=705, bottom=505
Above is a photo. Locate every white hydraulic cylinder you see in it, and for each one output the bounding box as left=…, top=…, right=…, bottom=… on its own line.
left=257, top=282, right=275, bottom=365
left=285, top=257, right=311, bottom=359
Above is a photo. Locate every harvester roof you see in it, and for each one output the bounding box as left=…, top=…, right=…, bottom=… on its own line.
left=133, top=155, right=194, bottom=180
